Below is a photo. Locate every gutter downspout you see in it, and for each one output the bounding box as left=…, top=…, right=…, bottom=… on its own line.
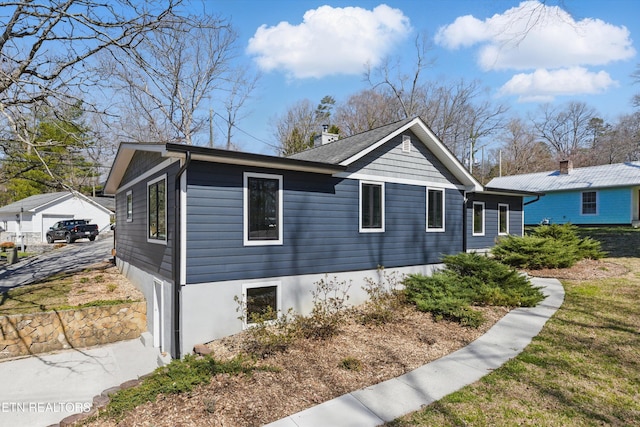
left=524, top=195, right=541, bottom=206
left=462, top=191, right=468, bottom=253
left=173, top=151, right=191, bottom=359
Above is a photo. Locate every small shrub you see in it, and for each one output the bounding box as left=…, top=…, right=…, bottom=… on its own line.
left=94, top=274, right=105, bottom=283
left=493, top=224, right=605, bottom=269
left=80, top=277, right=89, bottom=284
left=404, top=253, right=544, bottom=327
left=107, top=283, right=118, bottom=293
left=295, top=274, right=351, bottom=340
left=339, top=356, right=363, bottom=372
left=360, top=266, right=405, bottom=325
left=234, top=296, right=297, bottom=358
left=0, top=241, right=15, bottom=251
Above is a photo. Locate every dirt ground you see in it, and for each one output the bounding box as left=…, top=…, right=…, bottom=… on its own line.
left=82, top=257, right=625, bottom=427
left=66, top=261, right=144, bottom=306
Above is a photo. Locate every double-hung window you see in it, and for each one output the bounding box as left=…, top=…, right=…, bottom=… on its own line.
left=498, top=203, right=509, bottom=235
left=426, top=188, right=445, bottom=232
left=244, top=172, right=283, bottom=245
left=582, top=191, right=597, bottom=215
left=360, top=181, right=384, bottom=232
left=472, top=201, right=485, bottom=236
left=147, top=175, right=167, bottom=243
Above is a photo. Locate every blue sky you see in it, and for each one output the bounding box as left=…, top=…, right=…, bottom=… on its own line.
left=196, top=0, right=639, bottom=154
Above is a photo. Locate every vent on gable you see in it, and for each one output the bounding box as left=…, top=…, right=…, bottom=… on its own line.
left=402, top=135, right=411, bottom=152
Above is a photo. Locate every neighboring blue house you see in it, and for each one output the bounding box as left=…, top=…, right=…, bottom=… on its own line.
left=487, top=160, right=640, bottom=227
left=104, top=117, right=529, bottom=358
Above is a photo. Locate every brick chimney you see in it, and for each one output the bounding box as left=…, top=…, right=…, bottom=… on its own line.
left=559, top=159, right=573, bottom=175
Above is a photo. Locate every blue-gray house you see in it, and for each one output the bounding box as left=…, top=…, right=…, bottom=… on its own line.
left=488, top=160, right=640, bottom=227
left=104, top=117, right=528, bottom=358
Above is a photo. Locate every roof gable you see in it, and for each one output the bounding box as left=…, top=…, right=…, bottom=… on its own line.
left=289, top=117, right=482, bottom=190
left=487, top=161, right=640, bottom=192
left=0, top=191, right=113, bottom=215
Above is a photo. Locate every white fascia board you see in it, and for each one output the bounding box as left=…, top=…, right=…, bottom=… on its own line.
left=104, top=144, right=169, bottom=194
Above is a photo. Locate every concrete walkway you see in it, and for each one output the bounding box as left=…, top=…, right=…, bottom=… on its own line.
left=265, top=277, right=564, bottom=427
left=0, top=336, right=162, bottom=427
left=0, top=277, right=563, bottom=427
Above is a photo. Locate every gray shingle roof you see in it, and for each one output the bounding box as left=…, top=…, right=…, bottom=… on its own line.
left=0, top=192, right=70, bottom=214
left=487, top=161, right=640, bottom=192
left=0, top=191, right=115, bottom=214
left=288, top=117, right=415, bottom=164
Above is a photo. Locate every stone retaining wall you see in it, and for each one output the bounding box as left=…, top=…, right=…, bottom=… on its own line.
left=0, top=302, right=146, bottom=359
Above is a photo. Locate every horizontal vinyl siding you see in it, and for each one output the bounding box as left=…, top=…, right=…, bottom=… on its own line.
left=115, top=163, right=177, bottom=281
left=185, top=161, right=464, bottom=284
left=467, top=194, right=523, bottom=250
left=524, top=187, right=633, bottom=225
left=350, top=131, right=461, bottom=186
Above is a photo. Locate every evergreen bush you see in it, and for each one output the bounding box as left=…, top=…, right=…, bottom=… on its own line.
left=404, top=253, right=544, bottom=327
left=493, top=223, right=605, bottom=269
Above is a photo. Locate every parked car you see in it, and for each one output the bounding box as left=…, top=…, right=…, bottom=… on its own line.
left=46, top=219, right=99, bottom=244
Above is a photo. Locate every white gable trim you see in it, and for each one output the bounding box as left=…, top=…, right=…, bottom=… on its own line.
left=336, top=171, right=467, bottom=191
left=115, top=158, right=179, bottom=194
left=339, top=117, right=482, bottom=192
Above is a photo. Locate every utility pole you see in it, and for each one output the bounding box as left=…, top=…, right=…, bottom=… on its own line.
left=209, top=108, right=214, bottom=148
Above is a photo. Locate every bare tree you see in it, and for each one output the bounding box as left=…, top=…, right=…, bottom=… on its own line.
left=496, top=117, right=555, bottom=176
left=531, top=101, right=599, bottom=161
left=104, top=12, right=238, bottom=145
left=220, top=67, right=260, bottom=150
left=333, top=90, right=400, bottom=136
left=365, top=33, right=434, bottom=119
left=420, top=79, right=508, bottom=166
left=0, top=0, right=182, bottom=191
left=273, top=99, right=320, bottom=156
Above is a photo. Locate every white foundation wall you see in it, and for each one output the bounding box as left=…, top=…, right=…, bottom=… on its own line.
left=180, top=263, right=441, bottom=356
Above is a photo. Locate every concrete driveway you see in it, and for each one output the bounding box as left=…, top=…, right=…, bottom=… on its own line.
left=0, top=236, right=114, bottom=292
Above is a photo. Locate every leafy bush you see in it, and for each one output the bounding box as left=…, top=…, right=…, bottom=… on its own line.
left=295, top=274, right=351, bottom=340
left=359, top=266, right=405, bottom=325
left=235, top=303, right=297, bottom=358
left=404, top=253, right=544, bottom=327
left=493, top=224, right=605, bottom=269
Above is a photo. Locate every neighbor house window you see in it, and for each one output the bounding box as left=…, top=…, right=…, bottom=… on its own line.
left=360, top=181, right=384, bottom=232
left=147, top=175, right=167, bottom=243
left=426, top=188, right=445, bottom=232
left=582, top=191, right=597, bottom=215
left=243, top=282, right=280, bottom=325
left=244, top=172, right=283, bottom=245
left=126, top=190, right=133, bottom=222
left=473, top=202, right=485, bottom=236
left=498, top=203, right=509, bottom=235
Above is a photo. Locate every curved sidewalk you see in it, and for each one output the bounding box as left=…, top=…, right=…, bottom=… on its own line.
left=265, top=277, right=564, bottom=427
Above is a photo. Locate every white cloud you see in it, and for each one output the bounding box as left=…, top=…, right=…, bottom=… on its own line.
left=435, top=0, right=635, bottom=71
left=498, top=67, right=616, bottom=102
left=247, top=4, right=411, bottom=79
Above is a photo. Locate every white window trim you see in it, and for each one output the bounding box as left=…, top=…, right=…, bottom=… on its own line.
left=472, top=201, right=485, bottom=236
left=147, top=174, right=167, bottom=245
left=359, top=180, right=385, bottom=233
left=241, top=281, right=281, bottom=328
left=581, top=191, right=598, bottom=216
left=426, top=187, right=446, bottom=232
left=126, top=190, right=133, bottom=222
left=498, top=203, right=509, bottom=235
left=243, top=172, right=283, bottom=246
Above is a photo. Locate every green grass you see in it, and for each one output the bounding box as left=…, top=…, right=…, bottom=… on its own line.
left=388, top=256, right=640, bottom=426
left=0, top=271, right=134, bottom=315
left=100, top=354, right=276, bottom=421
